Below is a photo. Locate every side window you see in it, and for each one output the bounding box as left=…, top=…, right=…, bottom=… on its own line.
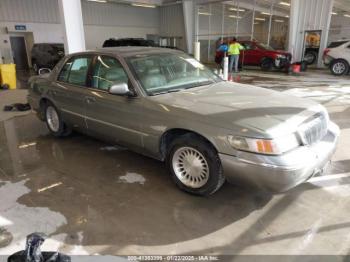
left=243, top=43, right=252, bottom=50
left=57, top=56, right=92, bottom=86
left=92, top=56, right=129, bottom=91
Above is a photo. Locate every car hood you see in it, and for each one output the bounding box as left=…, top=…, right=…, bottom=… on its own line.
left=151, top=81, right=326, bottom=138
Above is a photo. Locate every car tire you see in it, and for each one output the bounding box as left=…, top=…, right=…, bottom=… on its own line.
left=330, top=59, right=349, bottom=76
left=44, top=102, right=72, bottom=137
left=261, top=58, right=273, bottom=71
left=304, top=51, right=318, bottom=65
left=166, top=133, right=225, bottom=196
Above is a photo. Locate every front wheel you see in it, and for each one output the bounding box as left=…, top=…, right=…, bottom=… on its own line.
left=166, top=134, right=225, bottom=196
left=261, top=58, right=273, bottom=71
left=44, top=102, right=72, bottom=137
left=330, top=59, right=349, bottom=76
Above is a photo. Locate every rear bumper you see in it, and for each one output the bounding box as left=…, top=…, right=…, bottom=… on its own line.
left=27, top=94, right=45, bottom=121
left=219, top=122, right=340, bottom=192
left=323, top=55, right=333, bottom=66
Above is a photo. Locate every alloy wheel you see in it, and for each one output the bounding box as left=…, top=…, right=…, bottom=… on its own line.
left=172, top=147, right=210, bottom=188
left=46, top=106, right=60, bottom=132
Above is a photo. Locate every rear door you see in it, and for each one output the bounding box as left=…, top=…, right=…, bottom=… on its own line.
left=84, top=55, right=144, bottom=150
left=51, top=55, right=93, bottom=130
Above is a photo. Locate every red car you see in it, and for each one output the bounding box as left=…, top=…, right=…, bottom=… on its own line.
left=215, top=40, right=292, bottom=71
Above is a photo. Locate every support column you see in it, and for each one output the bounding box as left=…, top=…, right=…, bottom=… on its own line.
left=183, top=0, right=195, bottom=54
left=288, top=0, right=334, bottom=67
left=58, top=0, right=86, bottom=54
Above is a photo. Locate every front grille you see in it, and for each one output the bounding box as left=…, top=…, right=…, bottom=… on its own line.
left=298, top=113, right=328, bottom=145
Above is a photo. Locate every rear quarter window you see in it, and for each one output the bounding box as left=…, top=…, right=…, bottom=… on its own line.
left=57, top=56, right=92, bottom=86
left=328, top=41, right=349, bottom=48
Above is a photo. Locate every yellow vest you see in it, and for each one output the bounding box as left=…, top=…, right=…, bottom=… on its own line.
left=228, top=43, right=243, bottom=55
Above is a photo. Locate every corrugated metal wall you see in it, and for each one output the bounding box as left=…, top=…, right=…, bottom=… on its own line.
left=288, top=0, right=334, bottom=66
left=82, top=1, right=159, bottom=28
left=159, top=4, right=185, bottom=37
left=0, top=0, right=60, bottom=23
left=0, top=0, right=160, bottom=28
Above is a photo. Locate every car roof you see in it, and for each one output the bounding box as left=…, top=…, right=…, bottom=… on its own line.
left=75, top=47, right=182, bottom=57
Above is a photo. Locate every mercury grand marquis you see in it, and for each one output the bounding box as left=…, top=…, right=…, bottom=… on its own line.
left=27, top=47, right=340, bottom=195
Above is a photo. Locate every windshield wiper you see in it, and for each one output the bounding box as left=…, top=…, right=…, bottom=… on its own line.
left=184, top=80, right=215, bottom=89
left=150, top=88, right=184, bottom=96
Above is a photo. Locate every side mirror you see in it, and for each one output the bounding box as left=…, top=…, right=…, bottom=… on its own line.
left=109, top=82, right=133, bottom=96
left=38, top=68, right=51, bottom=75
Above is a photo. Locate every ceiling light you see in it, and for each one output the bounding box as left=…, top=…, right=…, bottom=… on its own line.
left=229, top=8, right=245, bottom=12
left=131, top=3, right=156, bottom=8
left=198, top=12, right=212, bottom=15
left=285, top=15, right=290, bottom=18
left=332, top=12, right=337, bottom=15
left=344, top=14, right=350, bottom=17
left=255, top=17, right=266, bottom=21
left=274, top=19, right=284, bottom=22
left=254, top=22, right=260, bottom=25
left=229, top=15, right=242, bottom=19
left=279, top=2, right=290, bottom=6
left=261, top=12, right=272, bottom=15
left=87, top=0, right=107, bottom=3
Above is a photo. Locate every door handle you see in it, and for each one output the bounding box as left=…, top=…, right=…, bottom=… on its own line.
left=85, top=96, right=96, bottom=104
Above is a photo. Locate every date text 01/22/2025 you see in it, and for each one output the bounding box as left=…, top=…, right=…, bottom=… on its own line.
left=127, top=255, right=220, bottom=261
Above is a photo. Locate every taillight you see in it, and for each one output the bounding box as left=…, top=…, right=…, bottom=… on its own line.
left=323, top=48, right=330, bottom=56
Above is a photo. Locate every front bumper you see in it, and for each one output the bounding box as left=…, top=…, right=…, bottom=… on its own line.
left=219, top=122, right=340, bottom=192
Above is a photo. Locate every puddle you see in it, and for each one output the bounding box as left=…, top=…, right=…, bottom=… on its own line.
left=100, top=145, right=127, bottom=151
left=118, top=173, right=146, bottom=185
left=0, top=180, right=67, bottom=255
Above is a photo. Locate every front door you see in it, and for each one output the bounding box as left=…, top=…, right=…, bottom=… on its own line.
left=240, top=43, right=261, bottom=66
left=10, top=36, right=29, bottom=70
left=84, top=55, right=144, bottom=150
left=52, top=55, right=93, bottom=130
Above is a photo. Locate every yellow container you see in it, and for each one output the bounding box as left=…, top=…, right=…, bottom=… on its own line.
left=0, top=64, right=16, bottom=89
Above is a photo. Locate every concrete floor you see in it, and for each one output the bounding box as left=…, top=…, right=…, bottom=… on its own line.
left=0, top=69, right=350, bottom=258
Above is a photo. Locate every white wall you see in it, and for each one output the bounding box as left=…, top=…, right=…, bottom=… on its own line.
left=84, top=25, right=160, bottom=49
left=0, top=0, right=161, bottom=63
left=329, top=15, right=350, bottom=42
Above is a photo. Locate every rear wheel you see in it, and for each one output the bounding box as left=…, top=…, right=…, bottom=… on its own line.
left=304, top=51, right=318, bottom=65
left=44, top=102, right=72, bottom=137
left=166, top=134, right=225, bottom=196
left=330, top=59, right=349, bottom=76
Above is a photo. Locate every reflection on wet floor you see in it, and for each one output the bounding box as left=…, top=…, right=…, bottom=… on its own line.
left=0, top=70, right=350, bottom=256
left=0, top=114, right=274, bottom=255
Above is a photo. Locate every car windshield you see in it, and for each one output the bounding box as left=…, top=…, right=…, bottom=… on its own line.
left=258, top=43, right=275, bottom=51
left=127, top=53, right=222, bottom=95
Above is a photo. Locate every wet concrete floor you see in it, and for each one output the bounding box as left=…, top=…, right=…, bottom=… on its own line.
left=0, top=69, right=350, bottom=257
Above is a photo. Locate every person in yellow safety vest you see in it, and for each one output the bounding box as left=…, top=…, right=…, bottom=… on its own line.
left=228, top=37, right=244, bottom=73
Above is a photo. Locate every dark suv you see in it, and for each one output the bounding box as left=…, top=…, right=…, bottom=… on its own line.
left=102, top=38, right=156, bottom=48
left=31, top=43, right=65, bottom=73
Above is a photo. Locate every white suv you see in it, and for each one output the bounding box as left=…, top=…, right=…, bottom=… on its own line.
left=323, top=40, right=350, bottom=76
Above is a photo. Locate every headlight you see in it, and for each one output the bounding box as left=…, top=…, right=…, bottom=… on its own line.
left=228, top=134, right=300, bottom=155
